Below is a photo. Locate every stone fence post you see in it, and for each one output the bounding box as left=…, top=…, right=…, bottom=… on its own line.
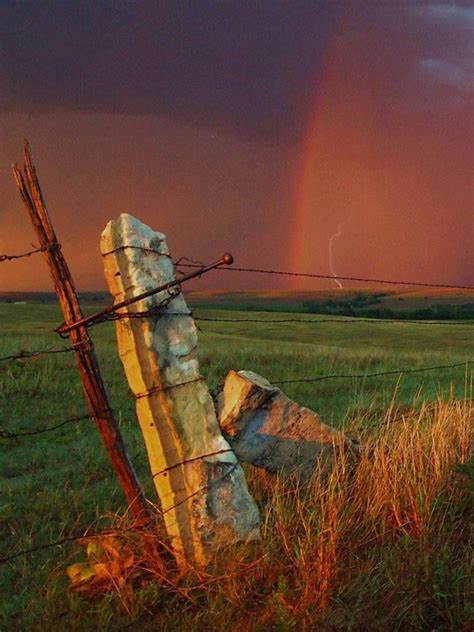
left=101, top=214, right=260, bottom=567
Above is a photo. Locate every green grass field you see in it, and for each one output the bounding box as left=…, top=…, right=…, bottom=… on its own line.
left=1, top=302, right=472, bottom=630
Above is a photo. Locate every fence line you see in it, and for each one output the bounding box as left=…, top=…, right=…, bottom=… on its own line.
left=3, top=241, right=474, bottom=291
left=3, top=392, right=471, bottom=567
left=2, top=201, right=473, bottom=568
left=2, top=361, right=471, bottom=442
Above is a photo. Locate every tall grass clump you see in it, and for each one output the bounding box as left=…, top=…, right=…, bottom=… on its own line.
left=45, top=397, right=471, bottom=631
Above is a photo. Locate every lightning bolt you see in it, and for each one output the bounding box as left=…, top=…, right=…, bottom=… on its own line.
left=328, top=216, right=350, bottom=289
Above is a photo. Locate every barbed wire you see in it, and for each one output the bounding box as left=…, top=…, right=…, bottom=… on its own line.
left=0, top=346, right=75, bottom=364
left=53, top=310, right=474, bottom=329
left=0, top=522, right=146, bottom=565
left=55, top=289, right=183, bottom=336
left=272, top=360, right=472, bottom=385
left=175, top=255, right=205, bottom=268
left=0, top=412, right=95, bottom=439
left=0, top=452, right=239, bottom=565
left=176, top=262, right=474, bottom=291
left=161, top=462, right=239, bottom=517
left=0, top=246, right=43, bottom=262
left=3, top=360, right=470, bottom=441
left=101, top=245, right=172, bottom=259
left=152, top=448, right=234, bottom=479
left=135, top=377, right=204, bottom=400
left=55, top=254, right=232, bottom=335
left=193, top=316, right=473, bottom=326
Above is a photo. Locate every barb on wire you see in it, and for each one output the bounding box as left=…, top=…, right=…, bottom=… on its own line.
left=0, top=246, right=43, bottom=262
left=272, top=360, right=472, bottom=385
left=175, top=255, right=205, bottom=268
left=122, top=307, right=193, bottom=320
left=0, top=412, right=95, bottom=439
left=0, top=346, right=75, bottom=364
left=177, top=263, right=474, bottom=291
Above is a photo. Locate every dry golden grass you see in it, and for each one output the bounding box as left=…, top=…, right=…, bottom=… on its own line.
left=65, top=397, right=472, bottom=630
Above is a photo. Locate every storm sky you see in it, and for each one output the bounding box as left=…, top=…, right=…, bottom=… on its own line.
left=0, top=1, right=472, bottom=291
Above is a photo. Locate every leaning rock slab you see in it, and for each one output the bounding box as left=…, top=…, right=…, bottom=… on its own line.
left=101, top=214, right=260, bottom=567
left=215, top=370, right=355, bottom=479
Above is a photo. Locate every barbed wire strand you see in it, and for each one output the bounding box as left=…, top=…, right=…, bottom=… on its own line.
left=3, top=362, right=471, bottom=440
left=135, top=377, right=205, bottom=400
left=0, top=246, right=43, bottom=262
left=161, top=462, right=239, bottom=518
left=193, top=316, right=473, bottom=327
left=0, top=523, right=147, bottom=565
left=0, top=346, right=75, bottom=364
left=0, top=454, right=239, bottom=565
left=152, top=448, right=234, bottom=479
left=0, top=412, right=94, bottom=439
left=273, top=360, right=472, bottom=385
left=176, top=262, right=474, bottom=291
left=101, top=245, right=172, bottom=259
left=56, top=309, right=473, bottom=328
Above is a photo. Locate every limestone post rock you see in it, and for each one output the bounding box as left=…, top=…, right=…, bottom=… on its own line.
left=215, top=370, right=357, bottom=480
left=101, top=214, right=260, bottom=567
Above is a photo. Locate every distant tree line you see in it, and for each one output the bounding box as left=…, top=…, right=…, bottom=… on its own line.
left=301, top=299, right=474, bottom=321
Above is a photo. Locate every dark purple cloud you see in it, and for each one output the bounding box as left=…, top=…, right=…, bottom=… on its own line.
left=0, top=1, right=336, bottom=141
left=3, top=1, right=471, bottom=141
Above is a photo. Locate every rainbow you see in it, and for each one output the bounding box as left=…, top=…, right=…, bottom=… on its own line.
left=288, top=11, right=378, bottom=288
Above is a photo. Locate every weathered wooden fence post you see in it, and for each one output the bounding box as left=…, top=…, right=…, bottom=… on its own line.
left=101, top=213, right=260, bottom=567
left=12, top=143, right=151, bottom=526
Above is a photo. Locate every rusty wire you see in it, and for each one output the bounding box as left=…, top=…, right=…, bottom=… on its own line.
left=0, top=455, right=240, bottom=565
left=0, top=412, right=96, bottom=439
left=55, top=253, right=233, bottom=335
left=101, top=245, right=172, bottom=259
left=2, top=361, right=470, bottom=440
left=160, top=462, right=240, bottom=517
left=272, top=360, right=472, bottom=385
left=193, top=316, right=474, bottom=326
left=176, top=262, right=474, bottom=291
left=0, top=346, right=75, bottom=363
left=0, top=520, right=150, bottom=565
left=134, top=377, right=205, bottom=400
left=0, top=246, right=44, bottom=262
left=152, top=448, right=234, bottom=479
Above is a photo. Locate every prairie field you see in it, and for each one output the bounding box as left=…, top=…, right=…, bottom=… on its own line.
left=0, top=301, right=472, bottom=630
